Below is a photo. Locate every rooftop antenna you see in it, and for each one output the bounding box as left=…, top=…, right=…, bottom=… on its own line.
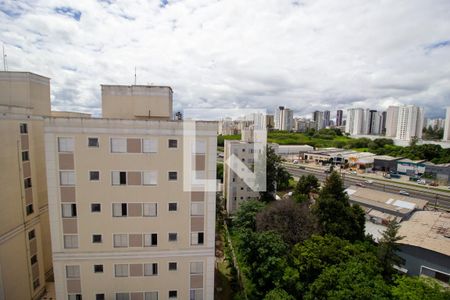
left=134, top=66, right=137, bottom=85
left=2, top=44, right=7, bottom=71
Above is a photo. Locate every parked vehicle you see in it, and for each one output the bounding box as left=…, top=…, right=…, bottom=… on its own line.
left=390, top=173, right=401, bottom=179
left=365, top=180, right=374, bottom=184
left=399, top=190, right=410, bottom=196
left=299, top=166, right=306, bottom=170
left=356, top=183, right=366, bottom=187
left=417, top=180, right=426, bottom=185
left=429, top=182, right=439, bottom=187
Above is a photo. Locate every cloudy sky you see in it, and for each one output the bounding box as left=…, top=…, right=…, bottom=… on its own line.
left=1, top=0, right=449, bottom=118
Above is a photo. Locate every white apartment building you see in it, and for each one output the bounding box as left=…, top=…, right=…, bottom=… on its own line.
left=44, top=85, right=216, bottom=300
left=385, top=106, right=400, bottom=138
left=274, top=106, right=294, bottom=131
left=345, top=108, right=364, bottom=135
left=395, top=105, right=424, bottom=141
left=223, top=129, right=263, bottom=214
left=443, top=107, right=450, bottom=141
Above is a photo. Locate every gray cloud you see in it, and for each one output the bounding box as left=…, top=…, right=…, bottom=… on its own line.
left=1, top=0, right=449, bottom=118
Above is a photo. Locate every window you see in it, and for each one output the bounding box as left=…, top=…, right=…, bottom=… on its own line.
left=58, top=137, right=74, bottom=152
left=28, top=230, right=35, bottom=240
left=143, top=203, right=157, bottom=217
left=94, top=264, right=104, bottom=273
left=168, top=202, right=177, bottom=212
left=113, top=234, right=128, bottom=248
left=143, top=171, right=157, bottom=185
left=144, top=263, right=158, bottom=276
left=92, top=234, right=102, bottom=243
left=24, top=178, right=32, bottom=188
left=191, top=203, right=204, bottom=216
left=144, top=233, right=158, bottom=247
left=190, top=289, right=203, bottom=300
left=88, top=137, right=99, bottom=147
left=143, top=139, right=158, bottom=153
left=168, top=139, right=178, bottom=148
left=26, top=204, right=34, bottom=215
left=144, top=292, right=158, bottom=300
left=113, top=203, right=127, bottom=217
left=111, top=138, right=126, bottom=153
left=114, top=264, right=129, bottom=277
left=168, top=172, right=177, bottom=181
left=116, top=293, right=130, bottom=300
left=190, top=262, right=203, bottom=275
left=30, top=254, right=37, bottom=265
left=96, top=294, right=105, bottom=300
left=62, top=204, right=77, bottom=218
left=191, top=232, right=204, bottom=245
left=168, top=290, right=177, bottom=299
left=60, top=171, right=76, bottom=186
left=20, top=123, right=28, bottom=134
left=168, top=262, right=177, bottom=271
left=64, top=235, right=79, bottom=249
left=168, top=233, right=178, bottom=242
left=66, top=265, right=80, bottom=278
left=33, top=278, right=40, bottom=290
left=90, top=171, right=100, bottom=181
left=22, top=151, right=29, bottom=161
left=112, top=171, right=127, bottom=185
left=68, top=294, right=82, bottom=300
left=91, top=203, right=101, bottom=212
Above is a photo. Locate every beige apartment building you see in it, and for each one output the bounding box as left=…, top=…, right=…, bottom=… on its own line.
left=45, top=85, right=216, bottom=300
left=0, top=72, right=53, bottom=299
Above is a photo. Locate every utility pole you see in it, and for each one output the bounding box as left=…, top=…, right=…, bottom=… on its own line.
left=2, top=44, right=7, bottom=71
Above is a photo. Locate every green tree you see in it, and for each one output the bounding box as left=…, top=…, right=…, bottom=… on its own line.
left=259, top=146, right=289, bottom=202
left=305, top=257, right=391, bottom=300
left=277, top=167, right=293, bottom=191
left=216, top=163, right=224, bottom=183
left=282, top=235, right=376, bottom=295
left=377, top=220, right=405, bottom=280
left=238, top=230, right=289, bottom=297
left=391, top=276, right=450, bottom=300
left=256, top=199, right=318, bottom=245
left=232, top=200, right=265, bottom=231
left=293, top=174, right=319, bottom=203
left=264, top=288, right=295, bottom=300
left=313, top=171, right=365, bottom=241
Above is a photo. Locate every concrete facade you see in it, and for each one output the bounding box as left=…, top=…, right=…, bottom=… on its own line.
left=0, top=72, right=53, bottom=300
left=44, top=117, right=217, bottom=300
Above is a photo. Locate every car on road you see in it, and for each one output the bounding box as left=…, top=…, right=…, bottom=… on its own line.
left=365, top=180, right=373, bottom=184
left=399, top=190, right=410, bottom=196
left=417, top=179, right=426, bottom=185
left=299, top=166, right=306, bottom=170
left=356, top=183, right=366, bottom=187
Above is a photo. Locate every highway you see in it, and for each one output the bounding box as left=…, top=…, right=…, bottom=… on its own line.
left=284, top=165, right=450, bottom=211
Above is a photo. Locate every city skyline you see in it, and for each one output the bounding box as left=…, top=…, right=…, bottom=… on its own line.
left=1, top=0, right=450, bottom=118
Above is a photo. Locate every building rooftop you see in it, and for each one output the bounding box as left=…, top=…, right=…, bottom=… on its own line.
left=398, top=211, right=450, bottom=256
left=373, top=155, right=401, bottom=161
left=398, top=158, right=427, bottom=164
left=345, top=185, right=428, bottom=217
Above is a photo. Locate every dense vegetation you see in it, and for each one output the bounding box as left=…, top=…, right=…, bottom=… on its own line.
left=228, top=170, right=450, bottom=299
left=218, top=129, right=450, bottom=163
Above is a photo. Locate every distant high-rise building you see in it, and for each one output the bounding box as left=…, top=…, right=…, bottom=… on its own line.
left=345, top=108, right=364, bottom=135
left=274, top=106, right=294, bottom=131
left=365, top=110, right=383, bottom=135
left=426, top=118, right=445, bottom=130
left=395, top=105, right=424, bottom=140
left=443, top=107, right=450, bottom=141
left=313, top=111, right=324, bottom=130
left=336, top=110, right=343, bottom=126
left=323, top=110, right=330, bottom=127
left=381, top=111, right=387, bottom=134
left=385, top=106, right=400, bottom=138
